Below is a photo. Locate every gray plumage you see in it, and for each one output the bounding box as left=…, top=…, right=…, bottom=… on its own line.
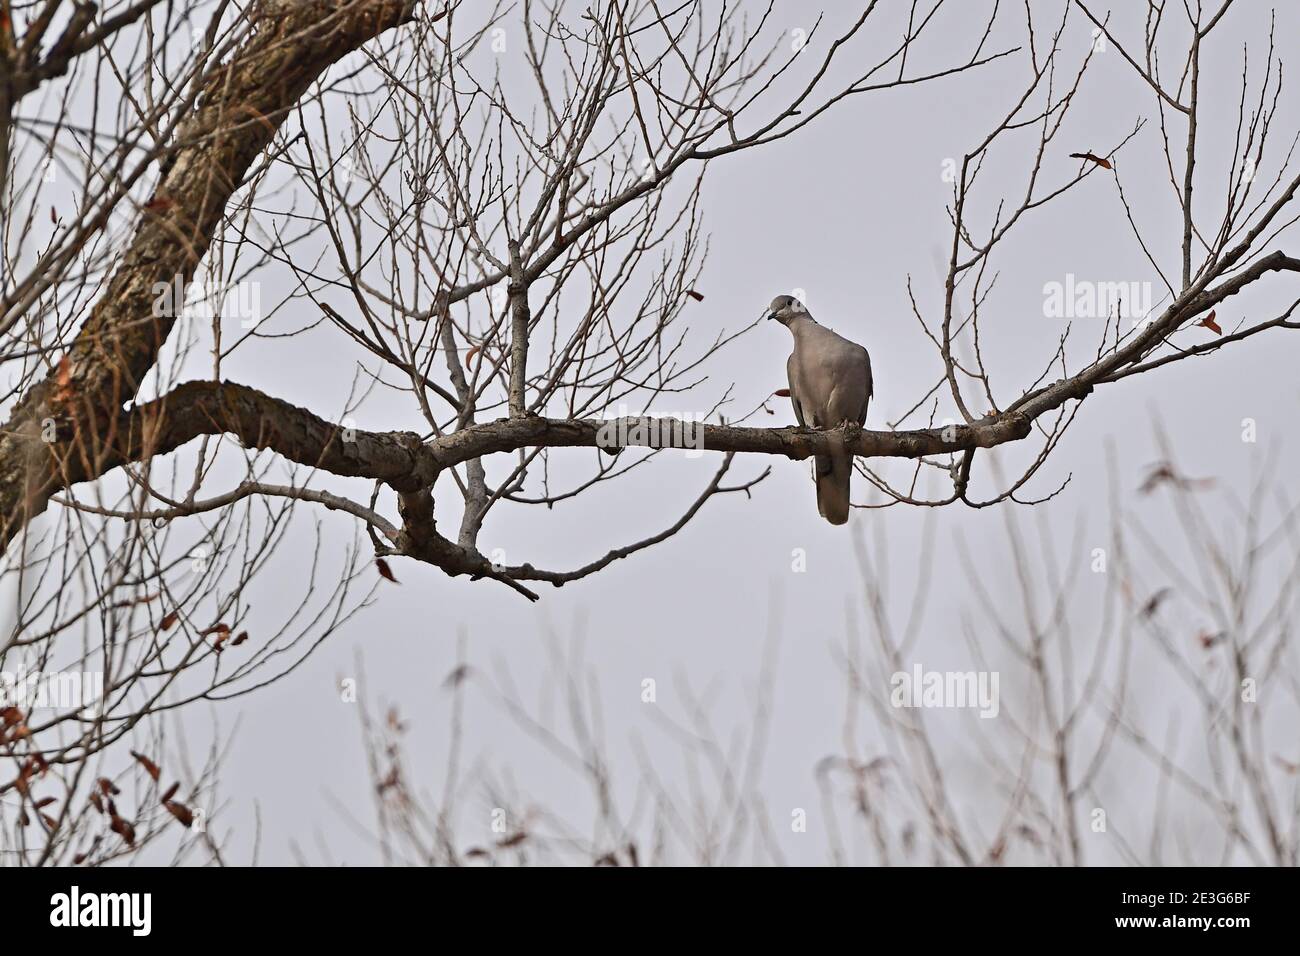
left=765, top=295, right=872, bottom=525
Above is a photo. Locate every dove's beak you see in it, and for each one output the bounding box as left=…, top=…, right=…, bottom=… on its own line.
left=762, top=308, right=776, bottom=321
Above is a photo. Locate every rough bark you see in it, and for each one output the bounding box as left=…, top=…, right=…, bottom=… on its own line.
left=0, top=0, right=420, bottom=545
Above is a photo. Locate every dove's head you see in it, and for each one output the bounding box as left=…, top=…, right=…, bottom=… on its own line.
left=763, top=294, right=809, bottom=326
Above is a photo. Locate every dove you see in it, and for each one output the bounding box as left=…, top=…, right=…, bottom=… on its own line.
left=765, top=295, right=872, bottom=525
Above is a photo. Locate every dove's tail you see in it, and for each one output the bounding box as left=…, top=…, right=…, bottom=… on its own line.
left=815, top=448, right=852, bottom=526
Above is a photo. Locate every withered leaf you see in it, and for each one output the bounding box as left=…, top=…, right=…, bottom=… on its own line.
left=231, top=631, right=249, bottom=647
left=202, top=623, right=231, bottom=651
left=34, top=796, right=57, bottom=809
left=109, top=815, right=136, bottom=847
left=1069, top=151, right=1112, bottom=169
left=465, top=345, right=481, bottom=368
left=160, top=782, right=180, bottom=804
left=685, top=289, right=705, bottom=301
left=496, top=831, right=528, bottom=849
left=376, top=558, right=399, bottom=583
left=97, top=777, right=120, bottom=796
left=1198, top=310, right=1222, bottom=335
left=774, top=388, right=791, bottom=398
left=55, top=355, right=73, bottom=399
left=160, top=610, right=179, bottom=632
left=164, top=800, right=194, bottom=828
left=130, top=750, right=161, bottom=782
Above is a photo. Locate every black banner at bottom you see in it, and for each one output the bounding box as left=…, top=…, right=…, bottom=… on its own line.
left=4, top=865, right=1281, bottom=942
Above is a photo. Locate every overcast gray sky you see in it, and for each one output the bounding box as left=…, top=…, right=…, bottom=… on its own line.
left=144, top=0, right=1300, bottom=865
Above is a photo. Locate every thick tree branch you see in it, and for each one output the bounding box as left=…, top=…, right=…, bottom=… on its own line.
left=0, top=0, right=424, bottom=546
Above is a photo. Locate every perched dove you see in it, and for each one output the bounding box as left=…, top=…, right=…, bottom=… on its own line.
left=765, top=295, right=872, bottom=525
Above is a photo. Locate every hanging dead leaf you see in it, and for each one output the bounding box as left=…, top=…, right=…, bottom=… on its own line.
left=1198, top=310, right=1221, bottom=335
left=1, top=706, right=21, bottom=727
left=6, top=723, right=30, bottom=742
left=130, top=751, right=161, bottom=782
left=97, top=777, right=120, bottom=797
left=53, top=355, right=74, bottom=405
left=89, top=791, right=104, bottom=813
left=685, top=289, right=705, bottom=301
left=202, top=623, right=231, bottom=651
left=497, top=831, right=528, bottom=849
left=109, top=814, right=136, bottom=847
left=1069, top=151, right=1112, bottom=169
left=34, top=796, right=57, bottom=809
left=465, top=345, right=481, bottom=368
left=164, top=801, right=194, bottom=827
left=160, top=610, right=179, bottom=631
left=376, top=558, right=399, bottom=583
left=231, top=630, right=249, bottom=647
left=160, top=782, right=180, bottom=804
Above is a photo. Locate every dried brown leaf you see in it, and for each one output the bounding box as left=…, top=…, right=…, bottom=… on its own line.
left=130, top=750, right=161, bottom=782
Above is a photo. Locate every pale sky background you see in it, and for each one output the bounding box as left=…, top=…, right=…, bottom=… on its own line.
left=15, top=0, right=1300, bottom=865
